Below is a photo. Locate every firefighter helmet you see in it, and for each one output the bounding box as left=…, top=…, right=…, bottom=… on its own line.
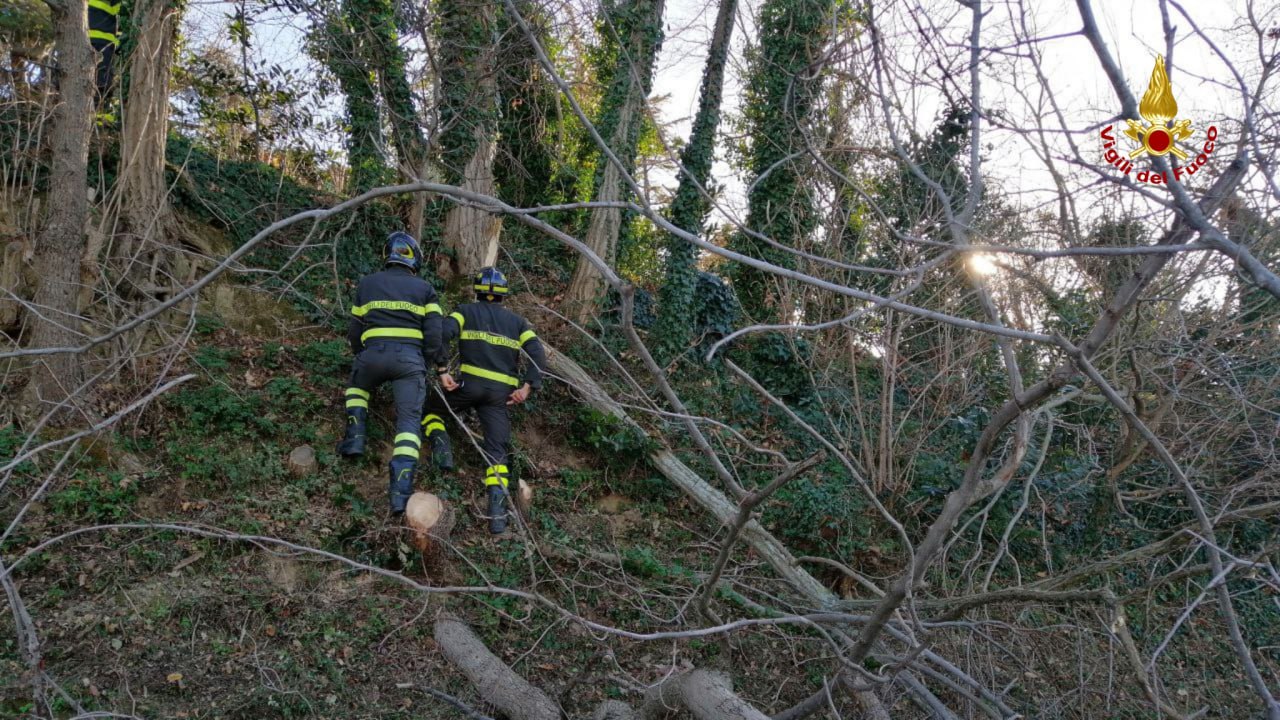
left=384, top=232, right=421, bottom=272
left=473, top=266, right=509, bottom=297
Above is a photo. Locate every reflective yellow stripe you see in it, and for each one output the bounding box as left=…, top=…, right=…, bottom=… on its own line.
left=88, top=29, right=119, bottom=45
left=484, top=475, right=509, bottom=487
left=351, top=300, right=432, bottom=317
left=449, top=312, right=465, bottom=330
left=345, top=388, right=370, bottom=400
left=424, top=303, right=442, bottom=316
left=88, top=0, right=120, bottom=14
left=460, top=364, right=519, bottom=387
left=361, top=327, right=424, bottom=343
left=485, top=465, right=509, bottom=476
left=423, top=422, right=446, bottom=435
left=519, top=330, right=537, bottom=345
left=461, top=330, right=521, bottom=350
left=423, top=414, right=444, bottom=424
left=393, top=446, right=420, bottom=460
left=473, top=285, right=510, bottom=294
left=346, top=398, right=368, bottom=409
left=394, top=432, right=421, bottom=447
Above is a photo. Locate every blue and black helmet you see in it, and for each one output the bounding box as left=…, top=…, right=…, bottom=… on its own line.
left=473, top=266, right=509, bottom=298
left=384, top=232, right=421, bottom=272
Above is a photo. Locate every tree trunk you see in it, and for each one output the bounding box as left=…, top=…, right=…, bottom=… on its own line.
left=436, top=0, right=500, bottom=280
left=113, top=0, right=181, bottom=298
left=494, top=0, right=558, bottom=209
left=564, top=103, right=631, bottom=318
left=729, top=0, right=833, bottom=322
left=433, top=615, right=561, bottom=720
left=440, top=129, right=500, bottom=277
left=367, top=0, right=427, bottom=231
left=24, top=0, right=94, bottom=414
left=563, top=0, right=665, bottom=322
left=642, top=670, right=769, bottom=720
left=324, top=4, right=388, bottom=195
left=652, top=0, right=737, bottom=359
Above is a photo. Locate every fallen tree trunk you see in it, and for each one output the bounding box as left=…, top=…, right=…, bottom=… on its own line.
left=433, top=615, right=560, bottom=720
left=545, top=346, right=832, bottom=604
left=642, top=670, right=770, bottom=720
left=546, top=343, right=960, bottom=717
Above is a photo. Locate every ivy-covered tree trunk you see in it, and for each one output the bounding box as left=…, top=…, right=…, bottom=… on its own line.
left=25, top=0, right=93, bottom=414
left=493, top=0, right=557, bottom=210
left=323, top=1, right=389, bottom=196
left=564, top=0, right=664, bottom=322
left=436, top=0, right=500, bottom=280
left=652, top=0, right=736, bottom=359
left=729, top=0, right=833, bottom=322
left=113, top=0, right=184, bottom=298
left=363, top=0, right=426, bottom=233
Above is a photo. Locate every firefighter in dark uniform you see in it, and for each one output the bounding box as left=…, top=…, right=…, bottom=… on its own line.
left=338, top=232, right=443, bottom=515
left=88, top=0, right=120, bottom=104
left=424, top=267, right=546, bottom=534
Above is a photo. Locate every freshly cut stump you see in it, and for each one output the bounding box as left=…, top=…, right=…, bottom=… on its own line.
left=405, top=492, right=454, bottom=564
left=515, top=479, right=533, bottom=516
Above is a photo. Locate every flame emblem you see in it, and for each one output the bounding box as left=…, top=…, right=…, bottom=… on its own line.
left=1123, top=55, right=1194, bottom=160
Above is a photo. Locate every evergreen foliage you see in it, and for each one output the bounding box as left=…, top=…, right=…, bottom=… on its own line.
left=729, top=0, right=833, bottom=322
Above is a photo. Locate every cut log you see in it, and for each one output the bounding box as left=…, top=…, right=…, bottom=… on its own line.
left=433, top=615, right=560, bottom=720
left=642, top=670, right=769, bottom=720
left=405, top=492, right=454, bottom=563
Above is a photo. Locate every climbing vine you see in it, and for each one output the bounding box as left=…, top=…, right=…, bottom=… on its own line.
left=651, top=0, right=737, bottom=362
left=435, top=0, right=499, bottom=191
left=728, top=0, right=833, bottom=322
left=318, top=2, right=389, bottom=196
left=587, top=0, right=664, bottom=231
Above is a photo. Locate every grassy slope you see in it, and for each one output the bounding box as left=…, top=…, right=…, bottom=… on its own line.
left=0, top=272, right=815, bottom=717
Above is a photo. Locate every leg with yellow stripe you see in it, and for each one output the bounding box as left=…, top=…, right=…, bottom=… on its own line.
left=338, top=386, right=371, bottom=456
left=475, top=402, right=515, bottom=535
left=421, top=410, right=453, bottom=470
left=388, top=427, right=422, bottom=515
left=484, top=464, right=511, bottom=534
left=422, top=386, right=458, bottom=471
left=387, top=372, right=429, bottom=515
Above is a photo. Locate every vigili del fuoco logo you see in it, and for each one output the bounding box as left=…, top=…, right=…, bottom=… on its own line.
left=1100, top=55, right=1218, bottom=186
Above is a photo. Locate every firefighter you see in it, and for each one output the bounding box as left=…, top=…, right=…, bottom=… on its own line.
left=338, top=232, right=443, bottom=515
left=423, top=267, right=546, bottom=534
left=88, top=0, right=120, bottom=105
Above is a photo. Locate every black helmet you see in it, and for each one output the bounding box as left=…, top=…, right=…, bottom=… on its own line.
left=473, top=266, right=509, bottom=299
left=384, top=232, right=421, bottom=272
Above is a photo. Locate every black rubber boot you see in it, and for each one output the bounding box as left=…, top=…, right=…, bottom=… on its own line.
left=388, top=458, right=415, bottom=515
left=338, top=407, right=368, bottom=457
left=429, top=432, right=454, bottom=470
left=486, top=486, right=509, bottom=535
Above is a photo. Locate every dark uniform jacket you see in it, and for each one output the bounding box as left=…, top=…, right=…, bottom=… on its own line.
left=437, top=302, right=546, bottom=390
left=345, top=266, right=443, bottom=357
